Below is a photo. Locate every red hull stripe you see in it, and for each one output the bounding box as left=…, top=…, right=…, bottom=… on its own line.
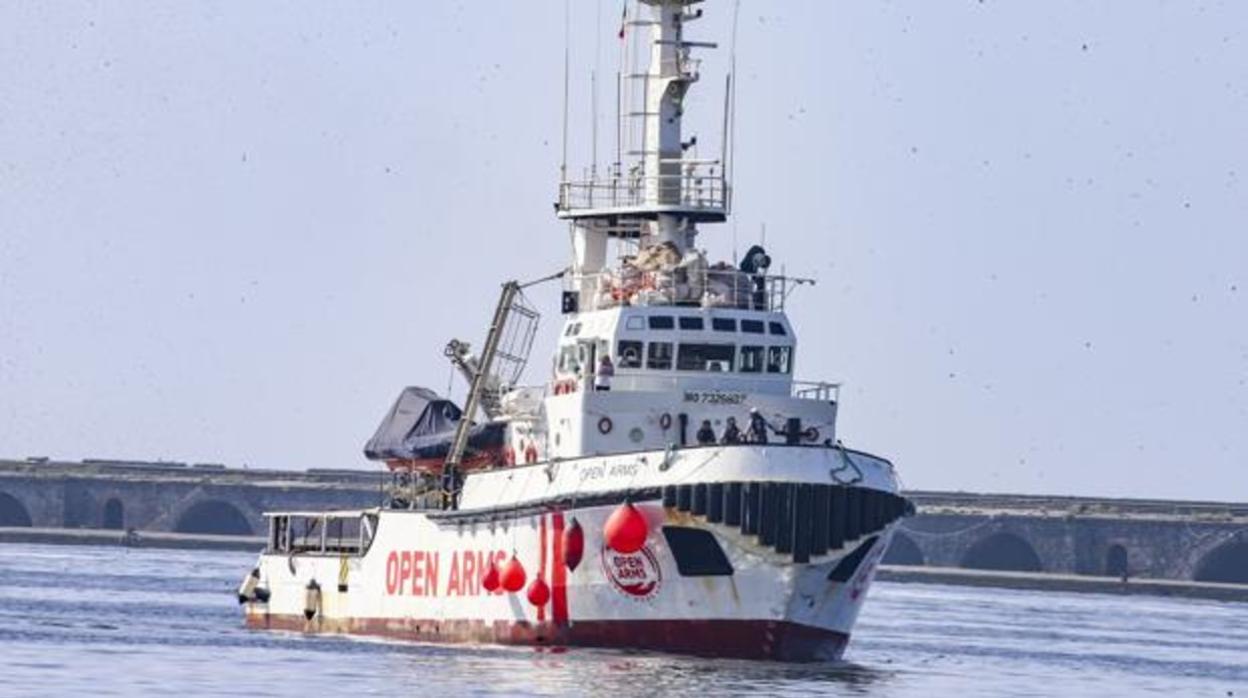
left=551, top=511, right=569, bottom=625
left=245, top=614, right=849, bottom=662
left=537, top=514, right=547, bottom=623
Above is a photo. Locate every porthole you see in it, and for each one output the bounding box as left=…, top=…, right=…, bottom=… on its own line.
left=628, top=427, right=645, bottom=443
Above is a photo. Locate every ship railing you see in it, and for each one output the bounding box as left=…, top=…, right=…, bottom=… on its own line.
left=558, top=374, right=838, bottom=404
left=792, top=380, right=841, bottom=403
left=557, top=161, right=728, bottom=215
left=566, top=267, right=812, bottom=313
left=264, top=510, right=379, bottom=557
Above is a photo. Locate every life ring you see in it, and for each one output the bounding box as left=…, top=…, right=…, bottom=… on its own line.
left=598, top=416, right=613, bottom=434
left=804, top=427, right=820, bottom=442
left=524, top=443, right=539, bottom=464
left=621, top=345, right=641, bottom=365
left=659, top=413, right=672, bottom=430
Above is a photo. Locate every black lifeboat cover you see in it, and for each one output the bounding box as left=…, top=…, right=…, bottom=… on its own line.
left=363, top=387, right=504, bottom=461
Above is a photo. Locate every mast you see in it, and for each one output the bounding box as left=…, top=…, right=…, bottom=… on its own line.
left=556, top=0, right=727, bottom=302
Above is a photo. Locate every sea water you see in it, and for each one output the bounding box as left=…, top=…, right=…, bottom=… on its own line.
left=0, top=544, right=1243, bottom=697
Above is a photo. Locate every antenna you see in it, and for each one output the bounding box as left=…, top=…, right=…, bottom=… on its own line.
left=591, top=0, right=603, bottom=178
left=560, top=0, right=571, bottom=182
left=727, top=0, right=742, bottom=189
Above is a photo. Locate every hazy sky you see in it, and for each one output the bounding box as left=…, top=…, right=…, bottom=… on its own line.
left=1, top=1, right=1245, bottom=501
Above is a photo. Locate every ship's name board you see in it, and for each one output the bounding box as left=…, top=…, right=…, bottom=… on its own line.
left=682, top=391, right=747, bottom=405
left=383, top=549, right=507, bottom=597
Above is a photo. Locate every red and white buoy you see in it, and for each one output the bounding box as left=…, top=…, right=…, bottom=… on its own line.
left=526, top=576, right=550, bottom=607
left=500, top=554, right=527, bottom=593
left=562, top=517, right=585, bottom=571
left=482, top=559, right=501, bottom=593
left=604, top=502, right=649, bottom=553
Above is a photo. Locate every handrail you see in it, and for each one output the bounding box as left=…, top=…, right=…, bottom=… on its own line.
left=547, top=372, right=839, bottom=404
left=557, top=161, right=728, bottom=214
left=792, top=381, right=841, bottom=403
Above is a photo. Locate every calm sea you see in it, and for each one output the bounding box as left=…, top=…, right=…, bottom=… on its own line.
left=0, top=544, right=1242, bottom=697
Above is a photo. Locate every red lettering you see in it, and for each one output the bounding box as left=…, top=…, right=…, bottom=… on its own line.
left=493, top=550, right=507, bottom=595
left=446, top=552, right=461, bottom=596
left=462, top=550, right=477, bottom=596
left=474, top=551, right=489, bottom=596
left=426, top=552, right=439, bottom=596
left=398, top=551, right=413, bottom=595
left=385, top=551, right=399, bottom=595
left=411, top=551, right=424, bottom=595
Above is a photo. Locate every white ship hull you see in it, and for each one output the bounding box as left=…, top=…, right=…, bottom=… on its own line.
left=244, top=445, right=908, bottom=661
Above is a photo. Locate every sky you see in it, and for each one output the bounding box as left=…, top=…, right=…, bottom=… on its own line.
left=1, top=1, right=1245, bottom=501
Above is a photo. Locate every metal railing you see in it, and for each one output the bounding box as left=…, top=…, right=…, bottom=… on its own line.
left=792, top=381, right=841, bottom=403
left=567, top=267, right=811, bottom=313
left=557, top=162, right=728, bottom=215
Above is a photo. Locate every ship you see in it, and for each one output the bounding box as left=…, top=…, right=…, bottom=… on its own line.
left=239, top=0, right=912, bottom=662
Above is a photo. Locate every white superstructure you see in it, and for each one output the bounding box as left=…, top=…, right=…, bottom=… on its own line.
left=240, top=0, right=911, bottom=661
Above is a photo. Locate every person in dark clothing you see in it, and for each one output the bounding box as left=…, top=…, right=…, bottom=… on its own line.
left=721, top=416, right=742, bottom=444
left=747, top=408, right=773, bottom=444
left=696, top=419, right=717, bottom=445
left=739, top=245, right=771, bottom=310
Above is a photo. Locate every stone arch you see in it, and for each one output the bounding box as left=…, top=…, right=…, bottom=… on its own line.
left=1193, top=539, right=1248, bottom=584
left=102, top=498, right=125, bottom=530
left=1104, top=543, right=1128, bottom=578
left=882, top=532, right=925, bottom=566
left=174, top=499, right=253, bottom=536
left=960, top=531, right=1043, bottom=572
left=0, top=491, right=32, bottom=527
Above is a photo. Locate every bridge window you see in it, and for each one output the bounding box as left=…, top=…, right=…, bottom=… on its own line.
left=175, top=500, right=253, bottom=536
left=625, top=316, right=645, bottom=330
left=767, top=346, right=793, bottom=374
left=740, top=345, right=764, bottom=373
left=647, top=342, right=673, bottom=370
left=648, top=316, right=674, bottom=330
left=617, top=341, right=643, bottom=368
left=678, top=343, right=735, bottom=372
left=741, top=319, right=765, bottom=334
left=0, top=491, right=32, bottom=527
left=102, top=498, right=124, bottom=530
left=558, top=345, right=580, bottom=375
left=711, top=318, right=736, bottom=332
left=678, top=316, right=704, bottom=330
left=769, top=321, right=787, bottom=336
left=961, top=532, right=1042, bottom=572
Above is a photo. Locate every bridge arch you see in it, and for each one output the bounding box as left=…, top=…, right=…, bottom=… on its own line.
left=102, top=498, right=125, bottom=530
left=174, top=499, right=254, bottom=536
left=961, top=531, right=1043, bottom=572
left=0, top=491, right=32, bottom=527
left=1194, top=539, right=1248, bottom=584
left=1104, top=543, right=1129, bottom=577
left=882, top=532, right=925, bottom=566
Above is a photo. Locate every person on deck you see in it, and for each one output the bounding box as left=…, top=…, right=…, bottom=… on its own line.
left=595, top=355, right=615, bottom=391
left=747, top=408, right=775, bottom=444
left=696, top=419, right=717, bottom=445
left=721, top=416, right=742, bottom=444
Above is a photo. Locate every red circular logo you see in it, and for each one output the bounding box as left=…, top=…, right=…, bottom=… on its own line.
left=600, top=544, right=662, bottom=599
